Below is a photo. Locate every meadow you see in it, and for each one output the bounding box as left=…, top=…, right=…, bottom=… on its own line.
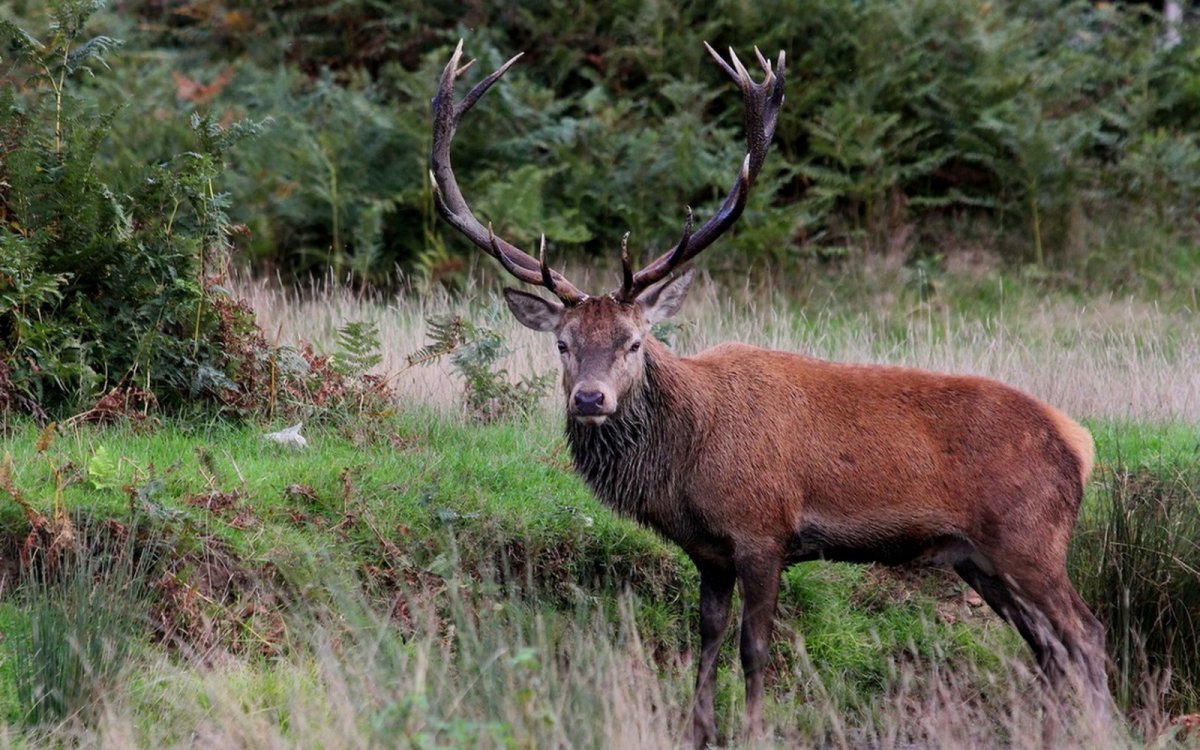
left=2, top=270, right=1198, bottom=748
left=2, top=0, right=1200, bottom=747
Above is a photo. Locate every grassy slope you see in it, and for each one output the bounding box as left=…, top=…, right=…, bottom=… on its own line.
left=1, top=412, right=1195, bottom=735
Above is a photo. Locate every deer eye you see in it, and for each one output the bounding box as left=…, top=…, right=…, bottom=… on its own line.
left=629, top=341, right=641, bottom=353
left=556, top=340, right=568, bottom=354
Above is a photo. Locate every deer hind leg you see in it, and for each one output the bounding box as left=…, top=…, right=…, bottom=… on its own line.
left=954, top=557, right=1109, bottom=720
left=1066, top=585, right=1111, bottom=721
left=735, top=551, right=783, bottom=743
left=691, top=563, right=736, bottom=750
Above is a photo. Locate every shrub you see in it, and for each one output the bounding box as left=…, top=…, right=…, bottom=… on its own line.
left=0, top=2, right=394, bottom=420
left=0, top=1, right=264, bottom=417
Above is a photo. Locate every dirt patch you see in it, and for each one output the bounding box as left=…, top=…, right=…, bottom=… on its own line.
left=151, top=539, right=285, bottom=658
left=852, top=565, right=996, bottom=627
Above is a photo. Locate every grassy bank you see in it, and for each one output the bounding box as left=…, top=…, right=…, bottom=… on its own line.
left=0, top=411, right=1196, bottom=747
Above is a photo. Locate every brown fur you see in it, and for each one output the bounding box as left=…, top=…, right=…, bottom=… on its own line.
left=1043, top=402, right=1096, bottom=484
left=505, top=288, right=1110, bottom=747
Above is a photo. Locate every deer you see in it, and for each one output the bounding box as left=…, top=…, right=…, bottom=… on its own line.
left=429, top=41, right=1109, bottom=747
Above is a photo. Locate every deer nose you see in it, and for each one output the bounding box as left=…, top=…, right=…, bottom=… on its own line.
left=573, top=390, right=606, bottom=415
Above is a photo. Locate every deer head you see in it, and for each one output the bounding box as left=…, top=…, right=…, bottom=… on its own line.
left=502, top=271, right=694, bottom=424
left=429, top=41, right=784, bottom=424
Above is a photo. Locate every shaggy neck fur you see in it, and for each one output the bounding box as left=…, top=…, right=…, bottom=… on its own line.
left=565, top=341, right=699, bottom=537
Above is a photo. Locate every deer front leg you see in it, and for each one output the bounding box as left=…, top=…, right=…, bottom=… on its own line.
left=691, top=563, right=736, bottom=749
left=737, top=553, right=783, bottom=742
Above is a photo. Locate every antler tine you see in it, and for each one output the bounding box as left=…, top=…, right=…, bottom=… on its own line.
left=670, top=206, right=695, bottom=264
left=459, top=52, right=523, bottom=118
left=728, top=46, right=751, bottom=86
left=703, top=41, right=738, bottom=82
left=753, top=46, right=771, bottom=75
left=538, top=235, right=558, bottom=293
left=488, top=223, right=542, bottom=286
left=430, top=42, right=587, bottom=306
left=615, top=44, right=784, bottom=302
left=619, top=232, right=634, bottom=299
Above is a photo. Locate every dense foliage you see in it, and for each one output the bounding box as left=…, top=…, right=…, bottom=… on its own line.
left=26, top=0, right=1197, bottom=287
left=0, top=1, right=268, bottom=415
left=0, top=0, right=412, bottom=418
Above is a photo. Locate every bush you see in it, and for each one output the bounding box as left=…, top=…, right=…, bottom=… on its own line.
left=0, top=1, right=265, bottom=416
left=0, top=2, right=398, bottom=420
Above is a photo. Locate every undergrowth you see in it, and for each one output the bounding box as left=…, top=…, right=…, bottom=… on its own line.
left=0, top=1, right=253, bottom=416
left=0, top=416, right=1195, bottom=745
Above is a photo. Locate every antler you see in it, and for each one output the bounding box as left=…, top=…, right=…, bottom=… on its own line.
left=616, top=44, right=785, bottom=302
left=429, top=41, right=588, bottom=306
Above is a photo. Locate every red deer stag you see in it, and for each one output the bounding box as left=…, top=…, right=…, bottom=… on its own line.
left=430, top=41, right=1109, bottom=746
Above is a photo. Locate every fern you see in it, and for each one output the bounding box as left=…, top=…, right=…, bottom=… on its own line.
left=0, top=1, right=264, bottom=417
left=405, top=315, right=468, bottom=369
left=334, top=320, right=383, bottom=376
left=86, top=445, right=119, bottom=490
left=408, top=311, right=550, bottom=422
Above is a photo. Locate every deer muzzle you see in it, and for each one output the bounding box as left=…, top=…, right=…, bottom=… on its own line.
left=570, top=386, right=616, bottom=424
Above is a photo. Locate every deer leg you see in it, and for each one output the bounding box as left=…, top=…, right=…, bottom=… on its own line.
left=736, top=553, right=783, bottom=742
left=1067, top=586, right=1111, bottom=722
left=955, top=559, right=1108, bottom=720
left=954, top=559, right=1044, bottom=655
left=691, top=563, right=736, bottom=749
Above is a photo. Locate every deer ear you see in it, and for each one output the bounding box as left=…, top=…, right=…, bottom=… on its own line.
left=503, top=288, right=564, bottom=332
left=639, top=268, right=695, bottom=324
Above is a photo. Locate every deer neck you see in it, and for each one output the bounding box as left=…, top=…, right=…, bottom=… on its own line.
left=565, top=339, right=698, bottom=529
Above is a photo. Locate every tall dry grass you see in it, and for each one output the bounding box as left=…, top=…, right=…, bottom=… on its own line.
left=4, top=582, right=1145, bottom=750
left=236, top=271, right=1200, bottom=423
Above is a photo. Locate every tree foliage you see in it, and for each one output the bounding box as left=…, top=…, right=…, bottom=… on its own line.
left=80, top=0, right=1200, bottom=284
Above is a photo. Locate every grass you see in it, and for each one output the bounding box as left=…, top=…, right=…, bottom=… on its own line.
left=1070, top=426, right=1200, bottom=719
left=0, top=267, right=1197, bottom=747
left=0, top=414, right=1196, bottom=746
left=237, top=265, right=1200, bottom=423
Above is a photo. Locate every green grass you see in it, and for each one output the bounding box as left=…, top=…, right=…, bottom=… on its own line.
left=1, top=413, right=656, bottom=560
left=1087, top=421, right=1200, bottom=469
left=0, top=602, right=23, bottom=725
left=1, top=410, right=1196, bottom=745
